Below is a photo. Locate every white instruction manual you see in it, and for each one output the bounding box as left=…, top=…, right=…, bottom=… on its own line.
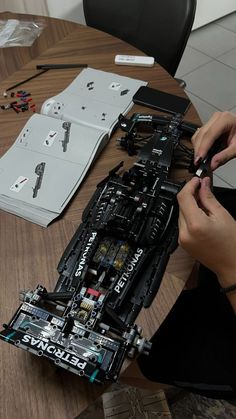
left=0, top=68, right=146, bottom=226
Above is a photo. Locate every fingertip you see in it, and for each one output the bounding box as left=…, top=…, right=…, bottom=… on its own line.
left=201, top=176, right=211, bottom=189
left=192, top=126, right=201, bottom=140
left=187, top=176, right=201, bottom=192
left=191, top=176, right=201, bottom=186
left=211, top=151, right=227, bottom=170
left=210, top=158, right=219, bottom=171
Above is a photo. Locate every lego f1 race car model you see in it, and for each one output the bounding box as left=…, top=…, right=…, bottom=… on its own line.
left=1, top=113, right=202, bottom=384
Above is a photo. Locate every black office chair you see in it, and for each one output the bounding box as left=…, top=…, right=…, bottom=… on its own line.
left=83, top=0, right=196, bottom=78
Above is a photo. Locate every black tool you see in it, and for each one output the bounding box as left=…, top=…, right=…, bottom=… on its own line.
left=36, top=63, right=88, bottom=70
left=5, top=69, right=49, bottom=92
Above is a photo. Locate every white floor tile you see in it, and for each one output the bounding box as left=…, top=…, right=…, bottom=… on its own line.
left=176, top=46, right=212, bottom=78
left=214, top=159, right=236, bottom=188
left=189, top=23, right=236, bottom=58
left=217, top=47, right=236, bottom=70
left=215, top=12, right=236, bottom=33
left=185, top=92, right=219, bottom=123
left=184, top=61, right=236, bottom=110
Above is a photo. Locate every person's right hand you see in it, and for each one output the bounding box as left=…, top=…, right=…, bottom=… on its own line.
left=177, top=176, right=236, bottom=287
left=192, top=111, right=236, bottom=170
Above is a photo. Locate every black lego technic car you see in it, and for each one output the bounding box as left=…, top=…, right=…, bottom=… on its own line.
left=1, top=112, right=213, bottom=384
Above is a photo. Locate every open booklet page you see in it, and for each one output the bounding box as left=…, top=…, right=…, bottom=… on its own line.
left=0, top=68, right=146, bottom=226
left=0, top=114, right=107, bottom=226
left=41, top=67, right=146, bottom=133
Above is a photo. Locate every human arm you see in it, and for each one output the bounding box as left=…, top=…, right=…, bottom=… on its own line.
left=177, top=176, right=236, bottom=312
left=192, top=111, right=236, bottom=170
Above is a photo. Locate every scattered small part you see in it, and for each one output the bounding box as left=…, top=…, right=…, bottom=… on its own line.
left=2, top=104, right=12, bottom=110
left=22, top=97, right=33, bottom=103
left=16, top=92, right=31, bottom=98
left=12, top=106, right=20, bottom=114
left=10, top=101, right=18, bottom=111
left=1, top=90, right=35, bottom=114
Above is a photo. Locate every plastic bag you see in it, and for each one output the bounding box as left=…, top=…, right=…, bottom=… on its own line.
left=0, top=19, right=46, bottom=47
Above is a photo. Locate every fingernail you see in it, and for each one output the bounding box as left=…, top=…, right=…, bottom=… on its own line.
left=202, top=177, right=210, bottom=188
left=194, top=156, right=202, bottom=165
left=211, top=157, right=219, bottom=170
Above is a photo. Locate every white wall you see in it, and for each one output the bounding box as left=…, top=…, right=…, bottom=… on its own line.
left=193, top=0, right=236, bottom=29
left=46, top=0, right=85, bottom=24
left=0, top=0, right=85, bottom=24
left=0, top=0, right=48, bottom=15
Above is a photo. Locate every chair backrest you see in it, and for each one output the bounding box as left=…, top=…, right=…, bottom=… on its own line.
left=83, top=0, right=196, bottom=77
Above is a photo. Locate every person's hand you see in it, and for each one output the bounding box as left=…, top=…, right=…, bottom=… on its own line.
left=192, top=111, right=236, bottom=170
left=177, top=176, right=236, bottom=286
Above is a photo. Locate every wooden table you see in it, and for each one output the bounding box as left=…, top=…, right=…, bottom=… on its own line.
left=0, top=12, right=200, bottom=419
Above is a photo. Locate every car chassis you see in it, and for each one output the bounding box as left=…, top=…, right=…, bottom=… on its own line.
left=0, top=112, right=202, bottom=384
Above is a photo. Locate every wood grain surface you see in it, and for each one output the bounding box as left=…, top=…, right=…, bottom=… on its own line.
left=0, top=12, right=200, bottom=419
